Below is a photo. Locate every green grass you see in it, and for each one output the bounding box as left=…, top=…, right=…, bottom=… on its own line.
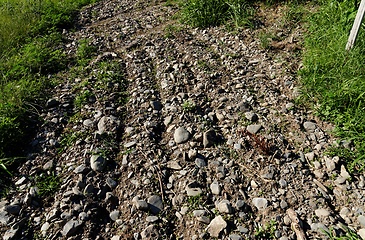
left=0, top=0, right=99, bottom=193
left=180, top=0, right=254, bottom=28
left=300, top=0, right=365, bottom=172
left=35, top=172, right=61, bottom=198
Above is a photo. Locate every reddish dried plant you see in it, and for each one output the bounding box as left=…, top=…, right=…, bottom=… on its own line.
left=237, top=129, right=271, bottom=155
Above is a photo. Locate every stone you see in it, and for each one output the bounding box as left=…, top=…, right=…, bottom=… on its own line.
left=174, top=127, right=190, bottom=144
left=193, top=210, right=206, bottom=217
left=217, top=200, right=233, bottom=214
left=46, top=98, right=59, bottom=108
left=109, top=210, right=120, bottom=221
left=146, top=216, right=159, bottom=223
left=210, top=181, right=221, bottom=195
left=245, top=112, right=258, bottom=122
left=303, top=121, right=316, bottom=132
left=141, top=225, right=159, bottom=239
left=252, top=198, right=268, bottom=211
left=167, top=160, right=182, bottom=170
left=0, top=211, right=10, bottom=225
left=150, top=101, right=163, bottom=111
left=340, top=165, right=351, bottom=179
left=195, top=158, right=207, bottom=168
left=358, top=215, right=365, bottom=227
left=358, top=228, right=365, bottom=239
left=3, top=228, right=19, bottom=240
left=246, top=124, right=262, bottom=134
left=235, top=200, right=245, bottom=209
left=106, top=177, right=117, bottom=189
left=147, top=195, right=163, bottom=214
left=206, top=215, right=227, bottom=238
left=197, top=216, right=210, bottom=224
left=324, top=156, right=336, bottom=172
left=73, top=164, right=89, bottom=174
left=4, top=205, right=21, bottom=215
left=97, top=116, right=107, bottom=134
left=90, top=155, right=106, bottom=172
left=41, top=222, right=50, bottom=232
left=315, top=208, right=331, bottom=218
left=203, top=129, right=217, bottom=148
left=15, top=176, right=27, bottom=186
left=61, top=220, right=81, bottom=237
left=83, top=119, right=94, bottom=127
left=229, top=234, right=242, bottom=240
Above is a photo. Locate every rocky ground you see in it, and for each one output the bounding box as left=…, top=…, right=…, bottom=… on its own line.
left=1, top=0, right=365, bottom=239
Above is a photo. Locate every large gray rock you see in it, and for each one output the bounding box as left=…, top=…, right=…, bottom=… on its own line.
left=174, top=127, right=190, bottom=144
left=147, top=195, right=163, bottom=214
left=252, top=198, right=268, bottom=211
left=90, top=155, right=106, bottom=172
left=61, top=220, right=82, bottom=237
left=206, top=215, right=227, bottom=237
left=246, top=124, right=262, bottom=134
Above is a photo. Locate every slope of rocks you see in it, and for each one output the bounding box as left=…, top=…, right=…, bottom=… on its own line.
left=1, top=0, right=365, bottom=239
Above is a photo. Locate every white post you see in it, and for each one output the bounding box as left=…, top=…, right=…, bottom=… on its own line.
left=346, top=0, right=365, bottom=50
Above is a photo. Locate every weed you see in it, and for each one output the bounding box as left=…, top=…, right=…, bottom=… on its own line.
left=35, top=172, right=61, bottom=198
left=180, top=0, right=254, bottom=29
left=300, top=0, right=365, bottom=171
left=254, top=219, right=277, bottom=239
left=74, top=90, right=94, bottom=109
left=322, top=225, right=361, bottom=240
left=182, top=100, right=196, bottom=112
left=238, top=129, right=271, bottom=155
left=187, top=195, right=203, bottom=210
left=76, top=39, right=97, bottom=66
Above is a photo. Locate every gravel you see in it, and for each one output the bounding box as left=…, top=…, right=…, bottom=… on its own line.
left=1, top=0, right=365, bottom=239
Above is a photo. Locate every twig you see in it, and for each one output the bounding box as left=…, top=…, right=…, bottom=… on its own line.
left=287, top=208, right=307, bottom=240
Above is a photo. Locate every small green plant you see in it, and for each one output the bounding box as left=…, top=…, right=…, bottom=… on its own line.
left=74, top=90, right=94, bottom=109
left=254, top=219, right=277, bottom=239
left=182, top=100, right=196, bottom=112
left=164, top=24, right=182, bottom=39
left=35, top=172, right=61, bottom=198
left=76, top=39, right=97, bottom=66
left=322, top=225, right=361, bottom=240
left=187, top=195, right=203, bottom=210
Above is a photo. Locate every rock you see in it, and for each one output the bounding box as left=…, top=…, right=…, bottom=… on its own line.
left=358, top=215, right=365, bottom=227
left=315, top=208, right=331, bottom=218
left=15, top=176, right=27, bottom=186
left=303, top=121, right=316, bottom=132
left=106, top=177, right=117, bottom=189
left=124, top=141, right=136, bottom=148
left=167, top=160, right=182, bottom=170
left=141, top=225, right=160, bottom=239
left=358, top=228, right=365, bottom=239
left=97, top=116, right=107, bottom=134
left=193, top=210, right=206, bottom=217
left=203, top=129, right=217, bottom=148
left=197, top=216, right=210, bottom=224
left=4, top=205, right=21, bottom=215
left=340, top=165, right=351, bottom=179
left=109, top=210, right=120, bottom=221
left=41, top=222, right=50, bottom=232
left=210, top=181, right=221, bottom=195
left=280, top=200, right=288, bottom=209
left=217, top=200, right=233, bottom=214
left=186, top=182, right=203, bottom=196
left=235, top=200, right=245, bottom=209
left=206, top=215, right=227, bottom=237
left=73, top=164, right=89, bottom=174
left=245, top=112, right=258, bottom=122
left=90, top=155, right=106, bottom=172
left=0, top=211, right=10, bottom=225
left=61, top=220, right=82, bottom=237
left=3, top=228, right=19, bottom=240
left=229, top=234, right=242, bottom=240
left=46, top=98, right=59, bottom=108
left=146, top=216, right=159, bottom=223
left=83, top=119, right=94, bottom=127
left=252, top=198, right=268, bottom=211
left=195, top=158, right=207, bottom=168
left=147, top=195, right=163, bottom=214
left=150, top=101, right=163, bottom=111
left=324, top=156, right=336, bottom=172
left=174, top=127, right=190, bottom=144
left=246, top=124, right=262, bottom=134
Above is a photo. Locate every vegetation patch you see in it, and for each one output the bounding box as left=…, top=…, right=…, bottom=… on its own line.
left=300, top=0, right=365, bottom=171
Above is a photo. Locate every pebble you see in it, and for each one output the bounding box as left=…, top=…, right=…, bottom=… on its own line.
left=90, top=155, right=106, bottom=172
left=61, top=220, right=81, bottom=237
left=235, top=200, right=245, bottom=209
left=206, top=215, right=227, bottom=237
left=197, top=216, right=210, bottom=224
left=358, top=215, right=365, bottom=227
left=217, top=200, right=233, bottom=214
left=246, top=124, right=262, bottom=134
left=4, top=205, right=21, bottom=215
left=195, top=158, right=207, bottom=168
left=358, top=229, right=365, bottom=239
left=210, top=181, right=221, bottom=195
left=252, top=198, right=268, bottom=211
left=147, top=195, right=163, bottom=214
left=193, top=210, right=206, bottom=217
left=146, top=216, right=159, bottom=223
left=303, top=121, right=316, bottom=132
left=203, top=129, right=217, bottom=148
left=245, top=112, right=258, bottom=122
left=229, top=234, right=242, bottom=240
left=174, top=127, right=190, bottom=144
left=109, top=210, right=120, bottom=221
left=141, top=225, right=159, bottom=239
left=315, top=208, right=331, bottom=218
left=3, top=228, right=19, bottom=240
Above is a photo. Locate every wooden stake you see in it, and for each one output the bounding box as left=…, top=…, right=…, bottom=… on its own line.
left=287, top=208, right=307, bottom=240
left=346, top=0, right=365, bottom=50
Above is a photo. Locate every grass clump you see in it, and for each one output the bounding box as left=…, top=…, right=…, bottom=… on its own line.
left=35, top=172, right=61, bottom=198
left=180, top=0, right=254, bottom=28
left=300, top=0, right=365, bottom=171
